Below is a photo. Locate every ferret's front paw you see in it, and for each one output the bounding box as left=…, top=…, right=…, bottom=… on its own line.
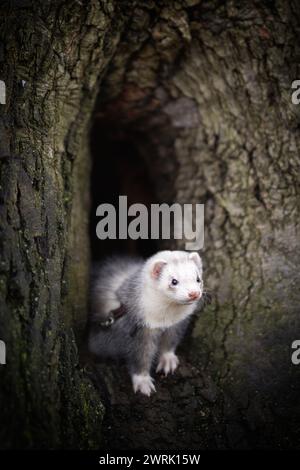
left=132, top=374, right=156, bottom=397
left=156, top=351, right=179, bottom=376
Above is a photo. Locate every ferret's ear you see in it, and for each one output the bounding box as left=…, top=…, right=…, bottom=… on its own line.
left=151, top=259, right=167, bottom=279
left=189, top=252, right=202, bottom=272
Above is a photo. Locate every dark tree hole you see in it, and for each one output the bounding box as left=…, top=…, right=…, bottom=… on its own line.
left=89, top=121, right=159, bottom=261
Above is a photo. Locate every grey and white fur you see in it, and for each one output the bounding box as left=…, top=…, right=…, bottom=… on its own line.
left=89, top=250, right=203, bottom=396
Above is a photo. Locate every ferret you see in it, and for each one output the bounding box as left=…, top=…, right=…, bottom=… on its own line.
left=88, top=250, right=203, bottom=396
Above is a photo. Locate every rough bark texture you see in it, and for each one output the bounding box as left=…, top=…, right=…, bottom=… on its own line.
left=1, top=0, right=300, bottom=449
left=0, top=0, right=128, bottom=449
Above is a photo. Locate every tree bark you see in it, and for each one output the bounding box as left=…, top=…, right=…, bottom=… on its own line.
left=0, top=0, right=129, bottom=449
left=1, top=0, right=300, bottom=449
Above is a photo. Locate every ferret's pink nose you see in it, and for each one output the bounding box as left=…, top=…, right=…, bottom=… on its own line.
left=188, top=291, right=199, bottom=300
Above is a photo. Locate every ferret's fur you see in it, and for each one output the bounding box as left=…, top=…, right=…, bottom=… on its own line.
left=89, top=250, right=203, bottom=396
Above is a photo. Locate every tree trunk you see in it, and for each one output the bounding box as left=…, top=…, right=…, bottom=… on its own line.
left=1, top=0, right=300, bottom=449
left=0, top=0, right=129, bottom=449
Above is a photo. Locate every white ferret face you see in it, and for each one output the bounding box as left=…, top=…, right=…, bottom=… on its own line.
left=150, top=251, right=203, bottom=305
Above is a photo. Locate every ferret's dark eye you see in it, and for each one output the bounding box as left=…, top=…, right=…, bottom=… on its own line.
left=171, top=278, right=178, bottom=286
left=197, top=277, right=201, bottom=283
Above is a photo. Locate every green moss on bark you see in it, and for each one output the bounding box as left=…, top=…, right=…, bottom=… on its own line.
left=0, top=0, right=129, bottom=449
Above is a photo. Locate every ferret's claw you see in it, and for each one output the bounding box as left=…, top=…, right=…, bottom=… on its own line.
left=132, top=374, right=156, bottom=396
left=156, top=351, right=179, bottom=376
